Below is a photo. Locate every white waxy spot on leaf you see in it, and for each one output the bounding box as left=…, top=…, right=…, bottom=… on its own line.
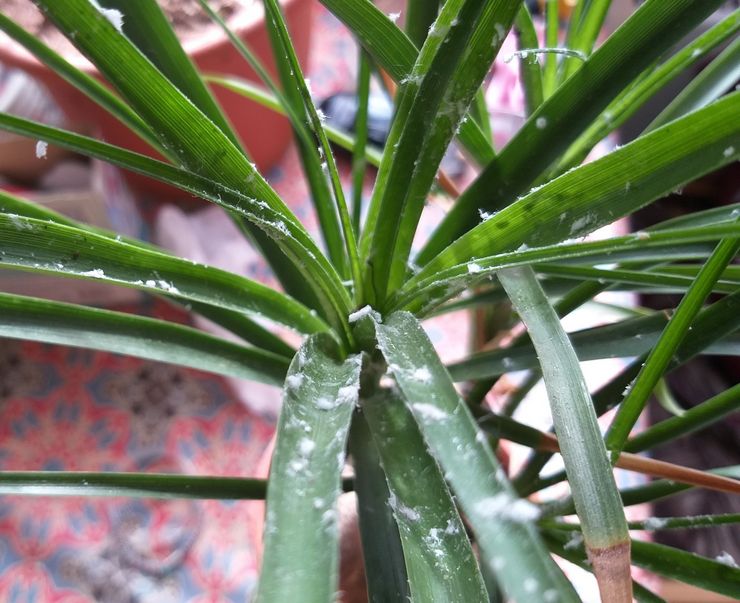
left=411, top=403, right=448, bottom=421
left=474, top=493, right=540, bottom=522
left=35, top=141, right=48, bottom=159
left=348, top=305, right=381, bottom=323
left=90, top=0, right=124, bottom=32
left=715, top=551, right=738, bottom=568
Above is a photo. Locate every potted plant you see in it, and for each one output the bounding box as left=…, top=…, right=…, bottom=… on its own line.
left=0, top=0, right=738, bottom=601
left=0, top=0, right=313, bottom=196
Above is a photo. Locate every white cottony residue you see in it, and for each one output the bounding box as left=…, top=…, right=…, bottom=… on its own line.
left=35, top=141, right=48, bottom=159
left=524, top=578, right=538, bottom=593
left=337, top=385, right=358, bottom=406
left=348, top=305, right=381, bottom=323
left=564, top=530, right=583, bottom=550
left=724, top=146, right=735, bottom=158
left=474, top=493, right=540, bottom=522
left=400, top=73, right=422, bottom=86
left=8, top=214, right=34, bottom=231
left=635, top=231, right=650, bottom=241
left=691, top=48, right=702, bottom=58
left=316, top=108, right=327, bottom=123
left=388, top=492, right=421, bottom=522
left=157, top=280, right=179, bottom=293
left=298, top=437, right=315, bottom=456
left=303, top=77, right=313, bottom=96
left=315, top=397, right=338, bottom=411
left=411, top=403, right=448, bottom=422
left=478, top=209, right=494, bottom=221
left=80, top=268, right=105, bottom=279
left=467, top=262, right=482, bottom=274
left=715, top=551, right=738, bottom=568
left=535, top=117, right=547, bottom=129
left=388, top=11, right=401, bottom=23
left=313, top=498, right=324, bottom=509
left=90, top=0, right=124, bottom=33
left=285, top=373, right=304, bottom=390
left=570, top=214, right=593, bottom=234
left=643, top=517, right=668, bottom=530
left=424, top=528, right=444, bottom=557
left=411, top=366, right=432, bottom=383
left=444, top=518, right=459, bottom=535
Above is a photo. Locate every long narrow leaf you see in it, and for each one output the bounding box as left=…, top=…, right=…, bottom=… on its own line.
left=0, top=214, right=327, bottom=335
left=498, top=266, right=630, bottom=601
left=257, top=337, right=361, bottom=602
left=0, top=112, right=353, bottom=339
left=0, top=471, right=267, bottom=499
left=0, top=293, right=289, bottom=385
left=349, top=414, right=410, bottom=603
left=362, top=0, right=520, bottom=304
left=418, top=0, right=727, bottom=261
left=410, top=92, right=740, bottom=294
left=605, top=236, right=740, bottom=454
left=362, top=388, right=488, bottom=602
left=369, top=311, right=579, bottom=603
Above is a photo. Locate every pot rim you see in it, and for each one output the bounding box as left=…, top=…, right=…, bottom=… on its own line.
left=0, top=0, right=299, bottom=75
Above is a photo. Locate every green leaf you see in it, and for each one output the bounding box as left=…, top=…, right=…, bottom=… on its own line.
left=649, top=33, right=740, bottom=131
left=448, top=313, right=740, bottom=382
left=557, top=11, right=740, bottom=172
left=535, top=264, right=739, bottom=295
left=204, top=75, right=383, bottom=167
left=370, top=311, right=579, bottom=603
left=513, top=5, right=544, bottom=116
left=361, top=0, right=521, bottom=305
left=183, top=299, right=295, bottom=358
left=0, top=113, right=353, bottom=340
left=0, top=10, right=163, bottom=155
left=605, top=235, right=740, bottom=454
left=0, top=293, right=289, bottom=385
left=31, top=0, right=351, bottom=332
left=0, top=214, right=326, bottom=336
left=100, top=0, right=241, bottom=149
left=418, top=0, right=728, bottom=261
left=317, top=0, right=496, bottom=166
left=0, top=471, right=267, bottom=499
left=558, top=0, right=613, bottom=81
left=394, top=222, right=739, bottom=313
left=362, top=388, right=488, bottom=603
left=410, top=92, right=740, bottom=291
left=349, top=413, right=410, bottom=603
left=351, top=50, right=371, bottom=236
left=630, top=540, right=740, bottom=599
left=498, top=266, right=630, bottom=598
left=262, top=0, right=362, bottom=295
left=256, top=337, right=361, bottom=603
left=625, top=383, right=740, bottom=454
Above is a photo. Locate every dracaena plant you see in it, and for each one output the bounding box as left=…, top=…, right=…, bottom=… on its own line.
left=0, top=0, right=738, bottom=601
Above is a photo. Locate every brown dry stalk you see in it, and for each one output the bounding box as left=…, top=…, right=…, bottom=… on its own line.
left=538, top=432, right=740, bottom=495
left=587, top=541, right=633, bottom=603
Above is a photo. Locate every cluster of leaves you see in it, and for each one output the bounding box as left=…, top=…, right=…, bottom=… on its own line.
left=0, top=1, right=738, bottom=601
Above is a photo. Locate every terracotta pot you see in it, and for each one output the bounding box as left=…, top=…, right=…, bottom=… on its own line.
left=0, top=0, right=313, bottom=199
